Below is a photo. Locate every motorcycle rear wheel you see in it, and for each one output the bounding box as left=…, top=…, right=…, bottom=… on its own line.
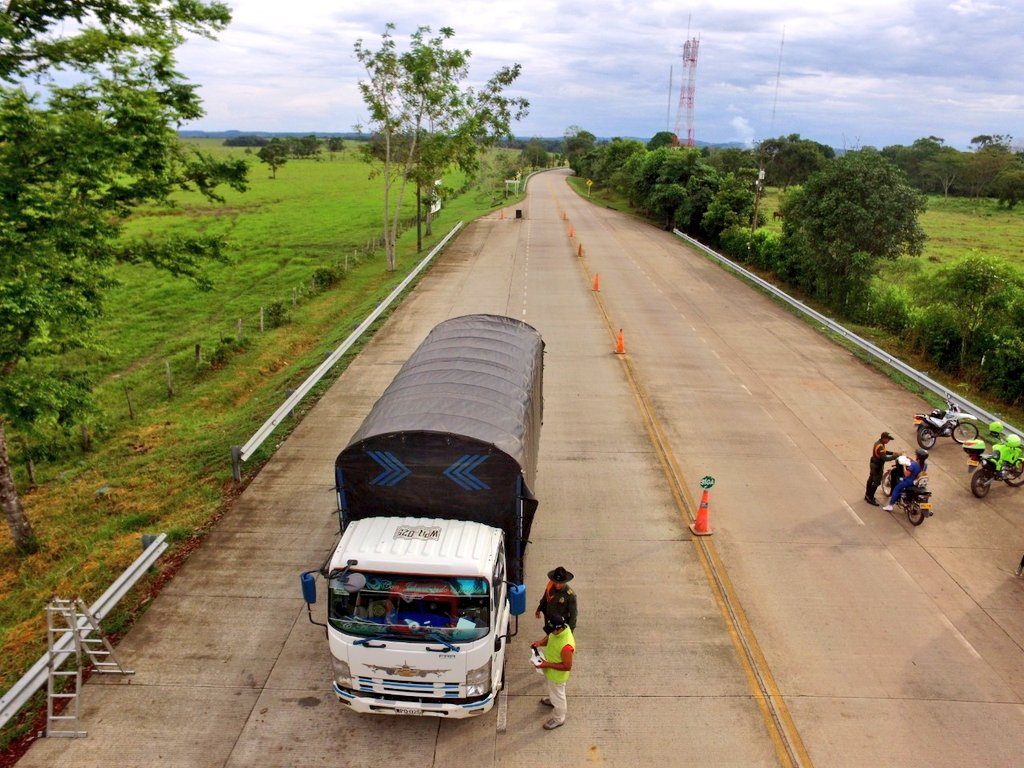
left=916, top=426, right=937, bottom=449
left=952, top=422, right=979, bottom=444
left=1005, top=461, right=1024, bottom=488
left=907, top=504, right=925, bottom=526
left=971, top=470, right=993, bottom=498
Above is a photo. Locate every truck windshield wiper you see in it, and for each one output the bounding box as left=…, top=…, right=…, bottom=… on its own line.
left=425, top=632, right=461, bottom=653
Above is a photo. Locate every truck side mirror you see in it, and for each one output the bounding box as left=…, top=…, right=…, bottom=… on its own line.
left=509, top=583, right=526, bottom=616
left=300, top=571, right=317, bottom=604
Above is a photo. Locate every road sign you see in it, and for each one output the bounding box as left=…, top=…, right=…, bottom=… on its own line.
left=586, top=179, right=593, bottom=187
left=700, top=475, right=715, bottom=489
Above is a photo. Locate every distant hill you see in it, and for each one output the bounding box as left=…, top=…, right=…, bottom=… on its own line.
left=178, top=130, right=749, bottom=151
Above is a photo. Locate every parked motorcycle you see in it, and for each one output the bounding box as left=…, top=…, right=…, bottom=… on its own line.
left=962, top=439, right=1024, bottom=498
left=914, top=400, right=979, bottom=449
left=881, top=457, right=932, bottom=526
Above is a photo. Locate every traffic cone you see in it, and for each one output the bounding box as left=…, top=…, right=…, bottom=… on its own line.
left=690, top=490, right=713, bottom=536
left=592, top=273, right=600, bottom=291
left=499, top=209, right=504, bottom=220
left=569, top=225, right=574, bottom=238
left=614, top=329, right=625, bottom=354
left=577, top=243, right=583, bottom=257
left=562, top=211, right=567, bottom=220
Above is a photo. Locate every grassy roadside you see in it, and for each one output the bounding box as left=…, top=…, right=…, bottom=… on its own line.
left=0, top=142, right=519, bottom=752
left=568, top=177, right=1024, bottom=428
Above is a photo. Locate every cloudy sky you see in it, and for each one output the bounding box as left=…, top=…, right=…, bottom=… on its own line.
left=177, top=0, right=1023, bottom=150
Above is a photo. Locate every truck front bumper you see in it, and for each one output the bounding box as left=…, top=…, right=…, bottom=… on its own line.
left=334, top=683, right=495, bottom=717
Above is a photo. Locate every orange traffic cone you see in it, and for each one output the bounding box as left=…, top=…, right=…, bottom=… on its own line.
left=569, top=225, right=574, bottom=238
left=562, top=211, right=567, bottom=220
left=690, top=490, right=713, bottom=536
left=499, top=209, right=504, bottom=220
left=577, top=243, right=583, bottom=257
left=592, top=273, right=600, bottom=291
left=614, top=328, right=625, bottom=354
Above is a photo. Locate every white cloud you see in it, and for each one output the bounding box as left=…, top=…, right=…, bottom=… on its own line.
left=174, top=0, right=1024, bottom=149
left=730, top=116, right=755, bottom=147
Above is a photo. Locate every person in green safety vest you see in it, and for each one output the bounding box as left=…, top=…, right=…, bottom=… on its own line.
left=988, top=422, right=1022, bottom=472
left=531, top=613, right=576, bottom=730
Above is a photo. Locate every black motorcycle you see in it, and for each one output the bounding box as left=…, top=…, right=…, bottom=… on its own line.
left=881, top=462, right=932, bottom=526
left=965, top=451, right=1024, bottom=498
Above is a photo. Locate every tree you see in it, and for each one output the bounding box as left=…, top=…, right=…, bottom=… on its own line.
left=781, top=149, right=925, bottom=312
left=355, top=24, right=528, bottom=271
left=326, top=137, right=345, bottom=159
left=257, top=139, right=289, bottom=178
left=991, top=167, right=1024, bottom=209
left=920, top=253, right=1024, bottom=370
left=647, top=131, right=676, bottom=150
left=292, top=134, right=322, bottom=159
left=963, top=144, right=1014, bottom=197
left=920, top=146, right=966, bottom=197
left=0, top=1, right=248, bottom=554
left=521, top=138, right=548, bottom=168
left=760, top=134, right=834, bottom=189
left=563, top=125, right=596, bottom=167
left=702, top=170, right=757, bottom=239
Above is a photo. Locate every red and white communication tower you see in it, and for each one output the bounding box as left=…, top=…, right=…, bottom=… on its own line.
left=674, top=36, right=700, bottom=147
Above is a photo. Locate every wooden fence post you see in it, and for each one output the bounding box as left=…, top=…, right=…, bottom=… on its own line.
left=123, top=383, right=135, bottom=420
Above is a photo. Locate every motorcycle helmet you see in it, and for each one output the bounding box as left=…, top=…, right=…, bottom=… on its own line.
left=1006, top=434, right=1022, bottom=448
left=915, top=448, right=929, bottom=461
left=989, top=421, right=1005, bottom=436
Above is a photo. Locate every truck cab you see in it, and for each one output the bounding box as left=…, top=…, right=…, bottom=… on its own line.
left=322, top=516, right=518, bottom=716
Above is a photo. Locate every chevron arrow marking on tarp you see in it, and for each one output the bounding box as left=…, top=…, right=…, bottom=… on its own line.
left=367, top=451, right=412, bottom=486
left=443, top=454, right=491, bottom=491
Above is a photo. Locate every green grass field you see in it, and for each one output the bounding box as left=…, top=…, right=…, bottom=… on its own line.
left=0, top=139, right=518, bottom=743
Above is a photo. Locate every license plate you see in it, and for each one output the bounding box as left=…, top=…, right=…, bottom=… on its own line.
left=395, top=707, right=422, bottom=715
left=920, top=503, right=932, bottom=509
left=968, top=459, right=979, bottom=466
left=914, top=418, right=922, bottom=425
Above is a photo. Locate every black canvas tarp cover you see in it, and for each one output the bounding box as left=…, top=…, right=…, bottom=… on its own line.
left=336, top=315, right=544, bottom=562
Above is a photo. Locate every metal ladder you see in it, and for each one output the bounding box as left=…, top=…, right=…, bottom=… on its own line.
left=45, top=598, right=133, bottom=737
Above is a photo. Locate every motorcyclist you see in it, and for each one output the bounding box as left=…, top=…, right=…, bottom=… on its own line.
left=993, top=433, right=1022, bottom=472
left=884, top=448, right=928, bottom=512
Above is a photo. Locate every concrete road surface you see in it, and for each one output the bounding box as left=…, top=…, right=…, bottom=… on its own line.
left=17, top=170, right=1024, bottom=767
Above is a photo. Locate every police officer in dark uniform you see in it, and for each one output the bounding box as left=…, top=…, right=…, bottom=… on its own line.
left=865, top=431, right=897, bottom=506
left=535, top=566, right=578, bottom=631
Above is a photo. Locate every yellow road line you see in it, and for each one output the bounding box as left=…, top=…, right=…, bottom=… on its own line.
left=571, top=235, right=814, bottom=768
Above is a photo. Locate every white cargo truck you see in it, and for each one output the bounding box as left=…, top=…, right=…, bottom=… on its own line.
left=300, top=314, right=543, bottom=717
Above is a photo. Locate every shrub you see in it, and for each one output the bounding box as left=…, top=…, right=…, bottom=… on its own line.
left=985, top=336, right=1024, bottom=404
left=264, top=300, right=290, bottom=328
left=865, top=283, right=913, bottom=334
left=909, top=304, right=962, bottom=371
left=311, top=266, right=343, bottom=291
left=209, top=335, right=247, bottom=369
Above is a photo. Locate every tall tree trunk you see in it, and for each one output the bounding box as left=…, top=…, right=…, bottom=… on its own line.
left=0, top=421, right=38, bottom=554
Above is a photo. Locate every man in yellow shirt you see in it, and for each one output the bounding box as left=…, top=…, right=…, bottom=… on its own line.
left=531, top=614, right=576, bottom=730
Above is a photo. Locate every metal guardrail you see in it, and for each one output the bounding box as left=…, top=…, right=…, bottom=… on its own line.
left=0, top=533, right=169, bottom=732
left=672, top=229, right=1021, bottom=438
left=234, top=221, right=464, bottom=473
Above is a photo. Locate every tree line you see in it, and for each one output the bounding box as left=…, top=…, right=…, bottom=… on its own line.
left=568, top=127, right=1024, bottom=416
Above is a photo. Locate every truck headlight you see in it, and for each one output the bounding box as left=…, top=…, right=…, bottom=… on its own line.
left=332, top=657, right=353, bottom=688
left=466, top=660, right=491, bottom=696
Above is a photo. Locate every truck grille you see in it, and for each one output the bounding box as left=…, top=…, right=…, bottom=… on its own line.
left=357, top=676, right=462, bottom=699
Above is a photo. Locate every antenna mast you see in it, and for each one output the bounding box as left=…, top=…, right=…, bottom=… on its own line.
left=752, top=27, right=786, bottom=233
left=674, top=35, right=700, bottom=147
left=667, top=65, right=673, bottom=132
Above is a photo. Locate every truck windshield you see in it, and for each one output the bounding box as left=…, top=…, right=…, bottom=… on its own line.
left=328, top=572, right=490, bottom=643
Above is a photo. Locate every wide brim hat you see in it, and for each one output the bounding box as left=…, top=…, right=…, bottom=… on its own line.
left=547, top=566, right=574, bottom=583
